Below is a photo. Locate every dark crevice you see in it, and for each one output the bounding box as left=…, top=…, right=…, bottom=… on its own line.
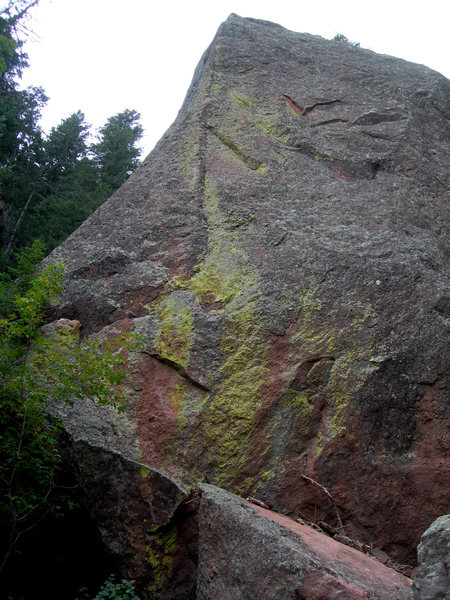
left=360, top=130, right=395, bottom=141
left=303, top=99, right=343, bottom=115
left=0, top=465, right=116, bottom=600
left=273, top=232, right=288, bottom=247
left=142, top=350, right=211, bottom=392
left=289, top=357, right=336, bottom=392
left=274, top=137, right=384, bottom=181
left=310, top=118, right=349, bottom=127
left=206, top=124, right=264, bottom=171
left=283, top=95, right=343, bottom=117
left=370, top=162, right=382, bottom=178
left=434, top=296, right=450, bottom=318
left=283, top=94, right=305, bottom=116
left=352, top=111, right=408, bottom=126
left=277, top=139, right=330, bottom=157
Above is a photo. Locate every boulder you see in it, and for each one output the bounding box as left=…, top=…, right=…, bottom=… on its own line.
left=64, top=438, right=198, bottom=599
left=410, top=514, right=450, bottom=600
left=197, top=484, right=412, bottom=600
left=47, top=13, right=449, bottom=569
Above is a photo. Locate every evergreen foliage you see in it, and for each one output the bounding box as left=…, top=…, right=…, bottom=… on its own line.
left=92, top=109, right=143, bottom=197
left=0, top=3, right=47, bottom=260
left=0, top=2, right=144, bottom=263
left=43, top=110, right=90, bottom=183
left=332, top=33, right=360, bottom=47
left=0, top=0, right=142, bottom=600
left=0, top=3, right=146, bottom=590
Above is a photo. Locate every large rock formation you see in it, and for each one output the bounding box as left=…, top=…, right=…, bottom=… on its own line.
left=47, top=13, right=449, bottom=588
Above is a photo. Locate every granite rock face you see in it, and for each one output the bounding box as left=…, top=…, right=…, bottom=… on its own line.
left=197, top=484, right=412, bottom=600
left=47, top=13, right=449, bottom=572
left=410, top=514, right=450, bottom=600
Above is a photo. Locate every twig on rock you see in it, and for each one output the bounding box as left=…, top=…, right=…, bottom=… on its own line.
left=301, top=474, right=344, bottom=531
left=246, top=497, right=270, bottom=509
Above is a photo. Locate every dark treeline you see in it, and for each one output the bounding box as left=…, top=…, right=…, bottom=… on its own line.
left=0, top=3, right=145, bottom=598
left=0, top=0, right=143, bottom=269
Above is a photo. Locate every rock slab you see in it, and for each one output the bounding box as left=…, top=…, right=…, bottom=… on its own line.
left=197, top=484, right=412, bottom=600
left=62, top=434, right=198, bottom=599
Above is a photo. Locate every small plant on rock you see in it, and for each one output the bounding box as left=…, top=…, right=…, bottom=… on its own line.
left=76, top=575, right=140, bottom=600
left=333, top=33, right=360, bottom=47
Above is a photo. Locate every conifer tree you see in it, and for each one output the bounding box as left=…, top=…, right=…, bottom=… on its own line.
left=92, top=109, right=143, bottom=196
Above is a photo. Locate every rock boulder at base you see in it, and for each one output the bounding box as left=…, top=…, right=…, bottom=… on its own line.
left=47, top=12, right=449, bottom=580
left=410, top=514, right=450, bottom=600
left=197, top=484, right=412, bottom=600
left=61, top=437, right=198, bottom=599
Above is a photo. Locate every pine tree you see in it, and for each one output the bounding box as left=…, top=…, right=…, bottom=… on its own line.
left=92, top=109, right=143, bottom=196
left=0, top=1, right=46, bottom=260
left=0, top=3, right=144, bottom=263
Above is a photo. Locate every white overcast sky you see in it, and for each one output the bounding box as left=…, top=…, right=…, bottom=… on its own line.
left=18, top=0, right=450, bottom=158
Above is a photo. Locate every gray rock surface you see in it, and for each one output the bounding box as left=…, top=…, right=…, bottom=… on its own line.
left=197, top=484, right=412, bottom=600
left=410, top=515, right=450, bottom=600
left=46, top=13, right=449, bottom=570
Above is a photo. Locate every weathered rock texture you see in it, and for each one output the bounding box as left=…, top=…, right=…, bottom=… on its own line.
left=47, top=12, right=449, bottom=579
left=60, top=433, right=198, bottom=599
left=198, top=484, right=412, bottom=599
left=410, top=514, right=450, bottom=600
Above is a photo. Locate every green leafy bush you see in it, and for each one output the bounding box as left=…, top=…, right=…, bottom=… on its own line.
left=76, top=575, right=140, bottom=600
left=0, top=247, right=143, bottom=573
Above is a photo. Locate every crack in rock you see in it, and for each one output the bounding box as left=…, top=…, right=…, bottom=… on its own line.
left=142, top=349, right=211, bottom=392
left=206, top=123, right=264, bottom=171
left=310, top=118, right=350, bottom=127
left=283, top=95, right=343, bottom=116
left=274, top=137, right=383, bottom=180
left=353, top=110, right=408, bottom=126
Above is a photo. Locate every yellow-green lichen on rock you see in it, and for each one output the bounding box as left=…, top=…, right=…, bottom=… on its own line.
left=286, top=389, right=313, bottom=445
left=170, top=381, right=189, bottom=428
left=158, top=173, right=269, bottom=488
left=207, top=125, right=265, bottom=171
left=225, top=87, right=287, bottom=145
left=153, top=294, right=194, bottom=370
left=290, top=289, right=337, bottom=358
left=327, top=304, right=379, bottom=438
left=206, top=301, right=269, bottom=488
left=189, top=173, right=258, bottom=305
left=145, top=524, right=178, bottom=598
left=193, top=175, right=269, bottom=486
left=164, top=374, right=210, bottom=464
left=209, top=84, right=289, bottom=171
left=290, top=291, right=379, bottom=442
left=228, top=89, right=258, bottom=109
